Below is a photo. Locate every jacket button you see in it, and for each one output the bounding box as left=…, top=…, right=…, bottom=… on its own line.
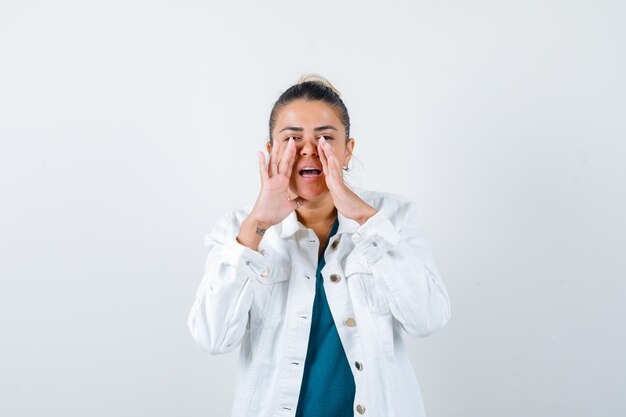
left=260, top=268, right=269, bottom=277
left=355, top=361, right=363, bottom=371
left=356, top=404, right=366, bottom=414
left=329, top=273, right=340, bottom=283
left=345, top=317, right=356, bottom=327
left=330, top=240, right=339, bottom=249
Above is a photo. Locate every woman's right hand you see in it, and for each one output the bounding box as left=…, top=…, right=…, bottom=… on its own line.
left=249, top=137, right=309, bottom=227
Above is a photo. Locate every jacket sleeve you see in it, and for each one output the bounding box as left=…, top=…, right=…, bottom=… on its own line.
left=349, top=200, right=451, bottom=337
left=187, top=211, right=272, bottom=355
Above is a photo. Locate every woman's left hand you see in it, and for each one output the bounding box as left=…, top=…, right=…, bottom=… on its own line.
left=318, top=137, right=378, bottom=225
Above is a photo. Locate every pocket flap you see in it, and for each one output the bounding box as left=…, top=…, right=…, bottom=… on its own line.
left=259, top=262, right=291, bottom=284
left=343, top=254, right=371, bottom=276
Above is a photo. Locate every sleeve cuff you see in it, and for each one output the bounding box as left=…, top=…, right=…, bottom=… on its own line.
left=226, top=237, right=270, bottom=279
left=350, top=209, right=401, bottom=265
left=217, top=237, right=288, bottom=283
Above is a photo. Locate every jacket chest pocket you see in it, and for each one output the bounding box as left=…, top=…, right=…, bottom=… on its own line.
left=344, top=259, right=390, bottom=315
left=249, top=263, right=290, bottom=325
left=356, top=274, right=391, bottom=315
left=248, top=263, right=291, bottom=359
left=347, top=274, right=395, bottom=359
left=344, top=263, right=395, bottom=359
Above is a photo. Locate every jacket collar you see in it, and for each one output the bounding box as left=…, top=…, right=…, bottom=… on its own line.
left=278, top=209, right=360, bottom=239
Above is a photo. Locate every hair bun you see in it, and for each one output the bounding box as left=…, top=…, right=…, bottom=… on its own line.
left=296, top=73, right=342, bottom=97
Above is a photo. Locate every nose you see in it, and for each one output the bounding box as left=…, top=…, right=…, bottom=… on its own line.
left=299, top=137, right=318, bottom=157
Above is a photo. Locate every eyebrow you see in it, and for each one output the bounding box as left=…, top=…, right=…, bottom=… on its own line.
left=278, top=125, right=338, bottom=133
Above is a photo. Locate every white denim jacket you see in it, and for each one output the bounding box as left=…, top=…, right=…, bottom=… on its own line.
left=187, top=186, right=451, bottom=417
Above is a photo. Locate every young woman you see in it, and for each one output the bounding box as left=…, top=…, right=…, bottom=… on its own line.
left=187, top=75, right=451, bottom=417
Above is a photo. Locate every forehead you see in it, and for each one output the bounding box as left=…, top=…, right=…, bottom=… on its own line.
left=274, top=100, right=344, bottom=132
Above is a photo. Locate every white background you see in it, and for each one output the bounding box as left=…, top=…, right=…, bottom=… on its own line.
left=1, top=1, right=625, bottom=416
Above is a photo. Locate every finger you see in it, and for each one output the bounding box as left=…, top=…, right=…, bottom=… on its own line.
left=258, top=151, right=269, bottom=183
left=285, top=139, right=297, bottom=178
left=318, top=142, right=329, bottom=176
left=325, top=142, right=343, bottom=178
left=321, top=139, right=336, bottom=177
left=270, top=141, right=279, bottom=176
left=279, top=138, right=294, bottom=177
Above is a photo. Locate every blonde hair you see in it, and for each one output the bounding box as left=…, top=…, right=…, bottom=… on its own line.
left=269, top=74, right=350, bottom=143
left=296, top=73, right=342, bottom=97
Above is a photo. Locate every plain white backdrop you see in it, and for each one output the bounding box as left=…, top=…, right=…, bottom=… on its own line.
left=1, top=1, right=625, bottom=416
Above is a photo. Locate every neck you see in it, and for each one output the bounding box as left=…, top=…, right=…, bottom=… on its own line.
left=295, top=193, right=337, bottom=228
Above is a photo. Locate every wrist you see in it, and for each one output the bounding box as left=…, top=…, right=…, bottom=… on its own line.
left=356, top=206, right=378, bottom=225
left=237, top=217, right=271, bottom=252
left=245, top=215, right=272, bottom=231
left=248, top=209, right=275, bottom=227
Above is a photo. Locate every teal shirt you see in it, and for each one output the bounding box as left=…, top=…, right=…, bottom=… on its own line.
left=295, top=217, right=356, bottom=417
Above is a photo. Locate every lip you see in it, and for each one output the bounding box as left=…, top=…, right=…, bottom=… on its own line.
left=297, top=162, right=322, bottom=171
left=296, top=163, right=323, bottom=182
left=298, top=171, right=323, bottom=182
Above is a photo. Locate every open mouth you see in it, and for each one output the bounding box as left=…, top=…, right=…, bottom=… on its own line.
left=299, top=168, right=322, bottom=177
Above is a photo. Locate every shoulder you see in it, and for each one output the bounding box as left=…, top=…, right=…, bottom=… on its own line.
left=229, top=201, right=255, bottom=226
left=350, top=186, right=429, bottom=242
left=213, top=202, right=253, bottom=227
left=350, top=185, right=417, bottom=219
left=203, top=202, right=254, bottom=246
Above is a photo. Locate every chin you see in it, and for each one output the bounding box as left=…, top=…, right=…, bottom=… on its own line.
left=290, top=181, right=329, bottom=202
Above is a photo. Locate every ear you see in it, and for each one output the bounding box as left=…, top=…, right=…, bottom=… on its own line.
left=344, top=137, right=355, bottom=165
left=266, top=141, right=272, bottom=154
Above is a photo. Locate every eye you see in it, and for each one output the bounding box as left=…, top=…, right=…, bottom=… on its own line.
left=284, top=136, right=301, bottom=142
left=318, top=135, right=334, bottom=141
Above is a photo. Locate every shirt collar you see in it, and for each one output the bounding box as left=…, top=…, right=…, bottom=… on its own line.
left=278, top=209, right=360, bottom=239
